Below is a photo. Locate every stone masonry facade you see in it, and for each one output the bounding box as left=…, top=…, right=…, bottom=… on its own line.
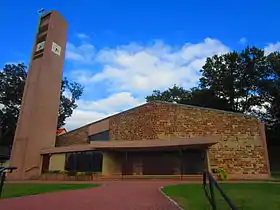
left=109, top=101, right=269, bottom=177
left=54, top=101, right=269, bottom=178
left=56, top=126, right=89, bottom=147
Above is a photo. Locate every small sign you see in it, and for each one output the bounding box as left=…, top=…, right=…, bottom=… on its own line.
left=52, top=42, right=61, bottom=56
left=36, top=41, right=45, bottom=52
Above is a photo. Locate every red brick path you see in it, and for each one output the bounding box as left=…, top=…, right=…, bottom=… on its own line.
left=0, top=181, right=185, bottom=210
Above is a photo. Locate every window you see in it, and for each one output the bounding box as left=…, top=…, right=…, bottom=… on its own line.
left=65, top=151, right=103, bottom=172
left=38, top=24, right=49, bottom=35
left=89, top=130, right=109, bottom=141
left=40, top=13, right=51, bottom=23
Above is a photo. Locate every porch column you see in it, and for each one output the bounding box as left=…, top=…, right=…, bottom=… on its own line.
left=73, top=152, right=77, bottom=173
left=179, top=148, right=183, bottom=180
left=122, top=151, right=128, bottom=180
left=202, top=149, right=208, bottom=172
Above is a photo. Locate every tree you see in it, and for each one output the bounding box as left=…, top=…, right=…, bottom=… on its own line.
left=199, top=47, right=280, bottom=145
left=183, top=88, right=233, bottom=111
left=57, top=79, right=83, bottom=128
left=200, top=47, right=267, bottom=113
left=146, top=85, right=232, bottom=111
left=146, top=85, right=190, bottom=104
left=0, top=63, right=83, bottom=148
left=200, top=52, right=240, bottom=110
left=146, top=46, right=280, bottom=145
left=0, top=63, right=26, bottom=148
left=258, top=52, right=280, bottom=145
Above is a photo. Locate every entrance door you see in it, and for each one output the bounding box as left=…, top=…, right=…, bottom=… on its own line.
left=41, top=154, right=50, bottom=173
left=142, top=151, right=179, bottom=175
left=182, top=149, right=205, bottom=174
left=133, top=157, right=143, bottom=175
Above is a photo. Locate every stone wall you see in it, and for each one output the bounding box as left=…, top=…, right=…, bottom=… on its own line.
left=55, top=126, right=89, bottom=147
left=110, top=103, right=158, bottom=140
left=109, top=101, right=269, bottom=178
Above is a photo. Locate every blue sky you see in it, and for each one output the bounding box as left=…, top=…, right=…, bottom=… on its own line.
left=1, top=0, right=280, bottom=130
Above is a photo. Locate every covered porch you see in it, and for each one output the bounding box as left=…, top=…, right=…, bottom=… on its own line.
left=103, top=148, right=207, bottom=177
left=40, top=136, right=217, bottom=179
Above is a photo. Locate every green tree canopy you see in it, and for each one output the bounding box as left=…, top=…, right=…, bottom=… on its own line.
left=200, top=47, right=267, bottom=113
left=146, top=46, right=280, bottom=145
left=0, top=63, right=83, bottom=148
left=146, top=85, right=232, bottom=111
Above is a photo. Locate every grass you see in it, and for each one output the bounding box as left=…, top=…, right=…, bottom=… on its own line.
left=1, top=183, right=99, bottom=199
left=162, top=183, right=280, bottom=210
left=272, top=171, right=280, bottom=180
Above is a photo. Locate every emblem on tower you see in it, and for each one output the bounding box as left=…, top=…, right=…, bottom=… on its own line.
left=52, top=42, right=61, bottom=56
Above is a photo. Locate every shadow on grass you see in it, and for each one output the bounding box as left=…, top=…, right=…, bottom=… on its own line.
left=2, top=183, right=100, bottom=199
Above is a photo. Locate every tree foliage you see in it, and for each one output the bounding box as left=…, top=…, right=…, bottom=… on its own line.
left=0, top=63, right=83, bottom=148
left=146, top=46, right=280, bottom=145
left=58, top=79, right=83, bottom=128
left=146, top=85, right=190, bottom=104
left=146, top=85, right=232, bottom=111
left=200, top=47, right=268, bottom=113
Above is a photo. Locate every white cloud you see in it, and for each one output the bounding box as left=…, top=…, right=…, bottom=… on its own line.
left=65, top=109, right=108, bottom=131
left=69, top=38, right=229, bottom=94
left=251, top=102, right=270, bottom=114
left=64, top=92, right=144, bottom=130
left=78, top=92, right=144, bottom=113
left=60, top=39, right=280, bottom=131
left=76, top=33, right=89, bottom=39
left=70, top=69, right=93, bottom=84
left=66, top=42, right=95, bottom=64
left=64, top=38, right=230, bottom=130
left=239, top=37, right=247, bottom=45
left=264, top=42, right=280, bottom=55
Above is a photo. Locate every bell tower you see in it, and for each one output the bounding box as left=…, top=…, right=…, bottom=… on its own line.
left=9, top=10, right=68, bottom=180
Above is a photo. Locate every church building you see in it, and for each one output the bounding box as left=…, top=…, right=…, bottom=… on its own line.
left=41, top=100, right=270, bottom=179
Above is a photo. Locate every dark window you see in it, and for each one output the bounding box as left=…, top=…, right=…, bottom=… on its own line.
left=38, top=24, right=49, bottom=35
left=41, top=155, right=50, bottom=173
left=33, top=53, right=44, bottom=60
left=40, top=13, right=51, bottom=23
left=36, top=33, right=47, bottom=44
left=89, top=130, right=109, bottom=141
left=65, top=151, right=103, bottom=172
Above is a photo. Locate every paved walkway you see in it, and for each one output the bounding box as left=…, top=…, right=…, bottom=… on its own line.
left=0, top=181, right=184, bottom=210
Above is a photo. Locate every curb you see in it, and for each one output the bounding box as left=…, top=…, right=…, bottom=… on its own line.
left=159, top=186, right=185, bottom=210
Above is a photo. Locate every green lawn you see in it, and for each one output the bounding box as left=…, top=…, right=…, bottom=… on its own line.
left=272, top=171, right=280, bottom=180
left=162, top=183, right=280, bottom=210
left=1, top=183, right=99, bottom=199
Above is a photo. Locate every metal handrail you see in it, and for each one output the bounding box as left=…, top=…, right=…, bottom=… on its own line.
left=0, top=166, right=17, bottom=198
left=203, top=170, right=238, bottom=210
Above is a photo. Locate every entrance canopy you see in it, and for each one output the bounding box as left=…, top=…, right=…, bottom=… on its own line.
left=41, top=136, right=217, bottom=154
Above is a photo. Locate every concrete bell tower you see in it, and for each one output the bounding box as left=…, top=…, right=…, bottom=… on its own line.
left=9, top=10, right=68, bottom=180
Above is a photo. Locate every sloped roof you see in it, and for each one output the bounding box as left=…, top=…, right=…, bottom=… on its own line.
left=63, top=100, right=258, bottom=136
left=56, top=128, right=67, bottom=136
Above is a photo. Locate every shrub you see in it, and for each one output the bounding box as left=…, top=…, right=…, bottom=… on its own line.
left=85, top=171, right=93, bottom=176
left=76, top=172, right=86, bottom=176
left=60, top=170, right=68, bottom=174
left=212, top=168, right=219, bottom=173
left=216, top=169, right=228, bottom=180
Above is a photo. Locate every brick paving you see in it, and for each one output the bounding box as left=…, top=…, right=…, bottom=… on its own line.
left=0, top=181, right=185, bottom=210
